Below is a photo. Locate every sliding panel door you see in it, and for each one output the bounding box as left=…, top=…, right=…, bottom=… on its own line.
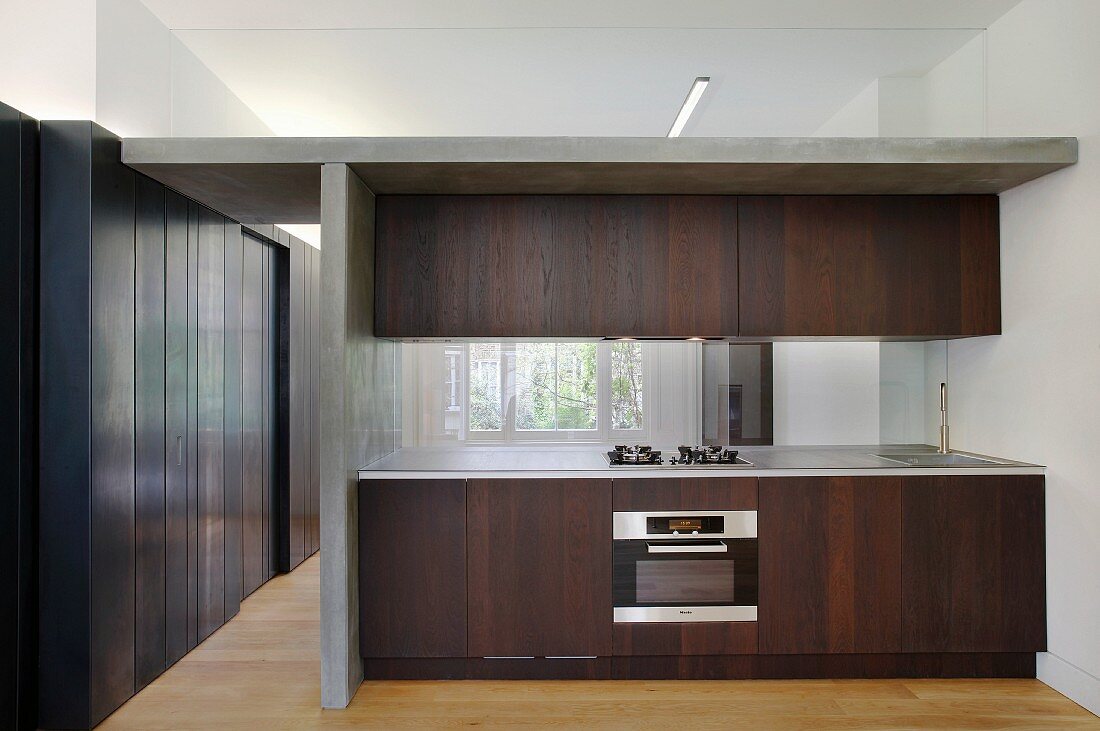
left=196, top=206, right=225, bottom=641
left=241, top=234, right=265, bottom=596
left=164, top=189, right=190, bottom=665
left=185, top=202, right=200, bottom=650
left=224, top=221, right=244, bottom=618
left=134, top=175, right=166, bottom=690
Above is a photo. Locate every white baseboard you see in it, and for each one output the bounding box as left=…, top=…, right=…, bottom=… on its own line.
left=1038, top=652, right=1100, bottom=717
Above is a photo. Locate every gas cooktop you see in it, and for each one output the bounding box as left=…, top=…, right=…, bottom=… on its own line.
left=606, top=445, right=755, bottom=468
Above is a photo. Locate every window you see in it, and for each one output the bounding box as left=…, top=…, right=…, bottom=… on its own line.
left=466, top=341, right=646, bottom=441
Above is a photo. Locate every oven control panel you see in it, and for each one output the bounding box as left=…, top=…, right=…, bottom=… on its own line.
left=647, top=515, right=724, bottom=535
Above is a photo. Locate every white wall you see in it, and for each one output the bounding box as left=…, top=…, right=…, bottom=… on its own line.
left=814, top=32, right=985, bottom=137
left=813, top=80, right=879, bottom=136
left=920, top=0, right=1100, bottom=714
left=0, top=0, right=96, bottom=120
left=96, top=0, right=172, bottom=136
left=0, top=0, right=269, bottom=137
left=772, top=342, right=880, bottom=445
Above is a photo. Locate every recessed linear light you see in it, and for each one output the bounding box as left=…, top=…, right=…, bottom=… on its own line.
left=667, top=76, right=710, bottom=138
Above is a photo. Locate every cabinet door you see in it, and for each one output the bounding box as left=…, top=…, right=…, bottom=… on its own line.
left=134, top=174, right=167, bottom=690
left=759, top=477, right=902, bottom=654
left=375, top=195, right=738, bottom=338
left=359, top=480, right=467, bottom=658
left=902, top=475, right=1046, bottom=652
left=468, top=479, right=612, bottom=657
left=738, top=195, right=999, bottom=337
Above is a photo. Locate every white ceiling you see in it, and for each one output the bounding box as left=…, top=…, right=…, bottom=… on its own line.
left=142, top=1, right=1024, bottom=137
left=141, top=0, right=1022, bottom=31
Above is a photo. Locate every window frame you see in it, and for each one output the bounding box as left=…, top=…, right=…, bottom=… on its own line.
left=464, top=341, right=650, bottom=444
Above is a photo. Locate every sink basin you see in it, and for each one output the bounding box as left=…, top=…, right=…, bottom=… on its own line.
left=874, top=453, right=1002, bottom=467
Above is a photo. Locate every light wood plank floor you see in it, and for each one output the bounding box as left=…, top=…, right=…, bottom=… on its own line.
left=101, top=554, right=1099, bottom=730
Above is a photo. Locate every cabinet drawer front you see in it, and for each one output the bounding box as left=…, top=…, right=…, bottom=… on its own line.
left=613, top=477, right=758, bottom=511
left=613, top=622, right=758, bottom=656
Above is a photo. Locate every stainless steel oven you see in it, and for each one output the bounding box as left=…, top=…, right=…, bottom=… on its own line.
left=613, top=510, right=758, bottom=622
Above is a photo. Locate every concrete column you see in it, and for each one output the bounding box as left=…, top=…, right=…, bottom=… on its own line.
left=319, top=163, right=396, bottom=707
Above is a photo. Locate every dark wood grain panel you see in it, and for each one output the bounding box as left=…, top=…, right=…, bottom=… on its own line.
left=39, top=120, right=95, bottom=730
left=738, top=195, right=1000, bottom=337
left=613, top=477, right=758, bottom=511
left=241, top=234, right=265, bottom=597
left=134, top=174, right=167, bottom=691
left=359, top=480, right=467, bottom=658
left=959, top=196, right=1001, bottom=335
left=263, top=245, right=280, bottom=580
left=196, top=205, right=225, bottom=641
left=0, top=104, right=36, bottom=731
left=185, top=201, right=200, bottom=650
left=164, top=189, right=190, bottom=666
left=902, top=475, right=1046, bottom=653
left=375, top=195, right=738, bottom=338
left=223, top=221, right=244, bottom=618
left=613, top=622, right=758, bottom=656
left=759, top=477, right=902, bottom=655
left=88, top=126, right=138, bottom=726
left=611, top=653, right=1035, bottom=680
left=468, top=478, right=612, bottom=658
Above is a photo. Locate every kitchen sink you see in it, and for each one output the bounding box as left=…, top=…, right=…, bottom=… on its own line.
left=874, top=453, right=1003, bottom=467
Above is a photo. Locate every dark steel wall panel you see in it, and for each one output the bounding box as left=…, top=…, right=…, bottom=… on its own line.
left=185, top=202, right=200, bottom=651
left=223, top=222, right=244, bottom=618
left=284, top=238, right=306, bottom=569
left=241, top=235, right=265, bottom=596
left=164, top=189, right=190, bottom=666
left=0, top=101, right=37, bottom=731
left=309, top=245, right=321, bottom=555
left=265, top=246, right=282, bottom=579
left=87, top=126, right=137, bottom=727
left=197, top=206, right=225, bottom=641
left=134, top=175, right=167, bottom=691
left=39, top=120, right=94, bottom=731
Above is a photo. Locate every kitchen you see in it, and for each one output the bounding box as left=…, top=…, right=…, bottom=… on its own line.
left=4, top=2, right=1100, bottom=729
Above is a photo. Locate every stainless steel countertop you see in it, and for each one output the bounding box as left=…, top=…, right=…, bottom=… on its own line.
left=357, top=444, right=1043, bottom=479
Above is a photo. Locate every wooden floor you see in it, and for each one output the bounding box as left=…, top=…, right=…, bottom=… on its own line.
left=101, top=554, right=1100, bottom=731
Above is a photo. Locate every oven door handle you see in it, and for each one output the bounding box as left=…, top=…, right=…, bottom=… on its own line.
left=645, top=540, right=727, bottom=554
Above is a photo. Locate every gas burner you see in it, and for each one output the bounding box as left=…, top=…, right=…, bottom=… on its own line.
left=607, top=445, right=663, bottom=466
left=669, top=445, right=741, bottom=466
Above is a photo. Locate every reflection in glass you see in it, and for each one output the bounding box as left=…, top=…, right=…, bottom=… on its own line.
left=468, top=343, right=502, bottom=431
left=611, top=341, right=643, bottom=430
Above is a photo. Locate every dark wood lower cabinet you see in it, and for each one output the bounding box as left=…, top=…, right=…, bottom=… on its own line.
left=902, top=475, right=1046, bottom=652
left=359, top=480, right=467, bottom=658
left=759, top=477, right=903, bottom=654
left=357, top=474, right=1046, bottom=684
left=467, top=478, right=613, bottom=658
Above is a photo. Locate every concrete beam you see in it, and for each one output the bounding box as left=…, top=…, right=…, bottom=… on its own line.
left=123, top=136, right=1078, bottom=223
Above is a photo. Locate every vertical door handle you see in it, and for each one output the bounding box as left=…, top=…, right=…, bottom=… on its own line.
left=177, top=435, right=183, bottom=466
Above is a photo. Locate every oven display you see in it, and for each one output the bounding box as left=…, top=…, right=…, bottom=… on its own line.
left=669, top=518, right=702, bottom=531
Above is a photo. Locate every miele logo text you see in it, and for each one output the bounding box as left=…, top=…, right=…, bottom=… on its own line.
left=679, top=610, right=692, bottom=614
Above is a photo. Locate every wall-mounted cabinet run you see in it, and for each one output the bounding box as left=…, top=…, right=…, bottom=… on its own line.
left=373, top=194, right=1000, bottom=339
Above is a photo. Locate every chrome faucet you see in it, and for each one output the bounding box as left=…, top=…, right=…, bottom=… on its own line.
left=938, top=382, right=950, bottom=454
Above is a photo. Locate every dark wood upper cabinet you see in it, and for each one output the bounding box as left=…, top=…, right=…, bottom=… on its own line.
left=376, top=193, right=998, bottom=339
left=738, top=195, right=1000, bottom=337
left=902, top=475, right=1046, bottom=653
left=375, top=195, right=738, bottom=338
left=467, top=478, right=613, bottom=657
left=360, top=480, right=467, bottom=658
left=759, top=477, right=903, bottom=654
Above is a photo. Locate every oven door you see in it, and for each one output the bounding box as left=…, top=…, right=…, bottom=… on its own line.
left=613, top=537, right=758, bottom=622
